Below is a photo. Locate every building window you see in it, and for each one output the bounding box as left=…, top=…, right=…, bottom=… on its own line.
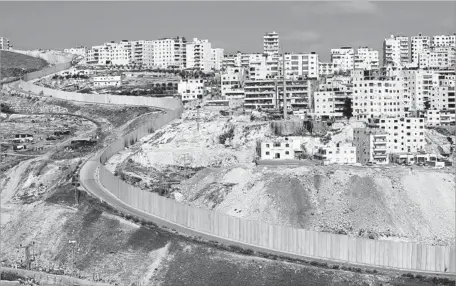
left=266, top=144, right=270, bottom=148
left=285, top=151, right=290, bottom=155
left=266, top=151, right=270, bottom=155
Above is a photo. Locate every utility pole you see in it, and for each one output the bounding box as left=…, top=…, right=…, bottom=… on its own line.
left=196, top=105, right=201, bottom=132
left=282, top=50, right=287, bottom=120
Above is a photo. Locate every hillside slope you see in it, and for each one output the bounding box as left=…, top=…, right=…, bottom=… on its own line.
left=0, top=50, right=48, bottom=80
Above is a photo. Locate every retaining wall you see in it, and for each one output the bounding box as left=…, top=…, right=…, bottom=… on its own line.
left=16, top=54, right=456, bottom=275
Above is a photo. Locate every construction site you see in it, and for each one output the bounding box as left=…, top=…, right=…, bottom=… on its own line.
left=107, top=106, right=455, bottom=248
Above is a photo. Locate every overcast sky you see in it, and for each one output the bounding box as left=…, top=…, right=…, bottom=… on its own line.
left=0, top=1, right=455, bottom=61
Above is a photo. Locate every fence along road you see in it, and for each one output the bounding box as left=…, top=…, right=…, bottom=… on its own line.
left=13, top=54, right=456, bottom=276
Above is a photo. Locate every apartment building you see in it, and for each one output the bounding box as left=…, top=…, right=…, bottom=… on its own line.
left=314, top=144, right=357, bottom=165
left=178, top=78, right=206, bottom=102
left=411, top=34, right=431, bottom=64
left=244, top=78, right=312, bottom=111
left=313, top=77, right=352, bottom=119
left=223, top=52, right=242, bottom=68
left=221, top=67, right=246, bottom=99
left=354, top=47, right=379, bottom=70
left=425, top=109, right=456, bottom=126
left=63, top=46, right=88, bottom=58
left=152, top=37, right=187, bottom=69
left=383, top=35, right=409, bottom=67
left=418, top=46, right=455, bottom=69
left=86, top=42, right=131, bottom=65
left=246, top=54, right=279, bottom=80
left=0, top=37, right=11, bottom=50
left=93, top=75, right=122, bottom=87
left=319, top=62, right=336, bottom=77
left=211, top=48, right=224, bottom=71
left=186, top=38, right=212, bottom=72
left=129, top=40, right=154, bottom=67
left=283, top=53, right=319, bottom=79
left=263, top=31, right=280, bottom=57
left=367, top=117, right=426, bottom=154
left=313, top=91, right=341, bottom=118
left=431, top=34, right=456, bottom=48
left=402, top=69, right=439, bottom=111
left=352, top=69, right=409, bottom=120
left=331, top=47, right=354, bottom=72
left=353, top=128, right=389, bottom=164
left=261, top=138, right=294, bottom=160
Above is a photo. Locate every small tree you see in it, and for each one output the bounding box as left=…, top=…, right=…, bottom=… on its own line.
left=342, top=97, right=353, bottom=120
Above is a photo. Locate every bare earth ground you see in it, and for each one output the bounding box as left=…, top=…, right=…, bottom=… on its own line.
left=110, top=109, right=455, bottom=246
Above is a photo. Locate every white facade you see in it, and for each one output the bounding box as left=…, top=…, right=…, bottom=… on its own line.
left=223, top=52, right=242, bottom=68
left=263, top=31, right=280, bottom=57
left=283, top=53, right=319, bottom=79
left=383, top=35, right=409, bottom=67
left=87, top=42, right=131, bottom=65
left=221, top=67, right=245, bottom=99
left=93, top=75, right=122, bottom=87
left=186, top=38, right=212, bottom=72
left=319, top=62, right=336, bottom=77
left=368, top=117, right=426, bottom=154
left=247, top=55, right=278, bottom=80
left=431, top=34, right=456, bottom=48
left=315, top=144, right=357, bottom=165
left=151, top=37, right=187, bottom=69
left=402, top=69, right=439, bottom=111
left=130, top=40, right=154, bottom=67
left=63, top=46, right=87, bottom=58
left=178, top=79, right=206, bottom=102
left=331, top=47, right=354, bottom=72
left=352, top=70, right=409, bottom=120
left=355, top=47, right=379, bottom=70
left=411, top=34, right=431, bottom=64
left=313, top=91, right=340, bottom=118
left=0, top=37, right=11, bottom=50
left=211, top=48, right=224, bottom=71
left=261, top=138, right=294, bottom=160
left=418, top=47, right=455, bottom=69
left=353, top=128, right=389, bottom=165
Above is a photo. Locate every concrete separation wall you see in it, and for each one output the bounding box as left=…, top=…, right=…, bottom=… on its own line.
left=16, top=54, right=456, bottom=276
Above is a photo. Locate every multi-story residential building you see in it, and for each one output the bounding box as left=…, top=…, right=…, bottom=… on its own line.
left=151, top=36, right=187, bottom=69
left=418, top=46, right=456, bottom=69
left=211, top=48, right=224, bottom=71
left=186, top=38, right=212, bottom=72
left=246, top=54, right=279, bottom=80
left=93, top=75, right=122, bottom=87
left=129, top=40, right=154, bottom=67
left=411, top=34, right=431, bottom=64
left=261, top=138, right=294, bottom=160
left=221, top=67, right=246, bottom=99
left=431, top=85, right=456, bottom=112
left=431, top=34, right=456, bottom=48
left=282, top=52, right=319, bottom=79
left=402, top=69, right=439, bottom=111
left=353, top=128, right=389, bottom=164
left=263, top=31, right=280, bottom=57
left=0, top=37, right=11, bottom=50
left=63, top=46, right=88, bottom=58
left=178, top=78, right=206, bottom=102
left=352, top=69, right=409, bottom=120
left=313, top=77, right=352, bottom=119
left=367, top=117, right=426, bottom=154
left=313, top=91, right=340, bottom=118
left=319, top=62, right=336, bottom=77
left=244, top=78, right=312, bottom=111
left=314, top=144, right=357, bottom=165
left=222, top=51, right=242, bottom=69
left=331, top=47, right=354, bottom=72
left=86, top=42, right=131, bottom=65
left=354, top=47, right=379, bottom=70
left=383, top=35, right=409, bottom=67
left=425, top=109, right=456, bottom=126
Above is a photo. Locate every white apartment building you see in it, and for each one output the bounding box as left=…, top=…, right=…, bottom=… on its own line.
left=319, top=62, right=336, bottom=77
left=221, top=67, right=245, bottom=99
left=418, top=46, right=455, bottom=69
left=431, top=86, right=456, bottom=112
left=431, top=34, right=456, bottom=48
left=425, top=109, right=455, bottom=126
left=93, top=75, right=122, bottom=87
left=129, top=40, right=154, bottom=67
left=0, top=37, right=11, bottom=50
left=314, top=144, right=357, bottom=165
left=367, top=117, right=426, bottom=154
left=261, top=138, right=294, bottom=160
left=211, top=48, right=224, bottom=71
left=186, top=38, right=212, bottom=72
left=151, top=37, right=187, bottom=69
left=402, top=69, right=439, bottom=111
left=87, top=42, right=131, bottom=65
left=64, top=46, right=87, bottom=58
left=223, top=52, right=242, bottom=68
left=353, top=128, right=389, bottom=164
left=178, top=78, right=206, bottom=102
left=352, top=69, right=409, bottom=120
left=283, top=53, right=319, bottom=79
left=313, top=78, right=352, bottom=119
left=244, top=79, right=312, bottom=111
left=313, top=91, right=341, bottom=118
left=247, top=55, right=279, bottom=80
left=331, top=47, right=354, bottom=72
left=263, top=31, right=280, bottom=57
left=411, top=34, right=431, bottom=64
left=354, top=47, right=379, bottom=70
left=383, top=35, right=409, bottom=67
